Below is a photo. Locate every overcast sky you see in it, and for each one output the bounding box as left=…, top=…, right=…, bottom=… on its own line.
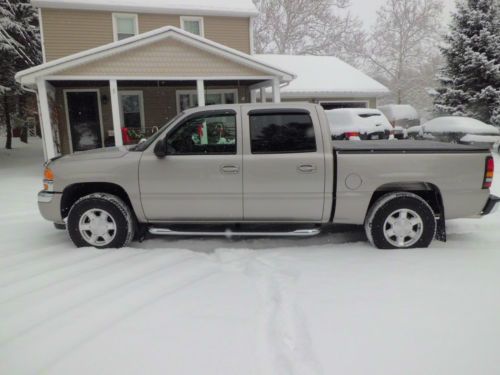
left=348, top=0, right=457, bottom=29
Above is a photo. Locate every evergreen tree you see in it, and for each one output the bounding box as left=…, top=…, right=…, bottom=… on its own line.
left=434, top=0, right=500, bottom=126
left=0, top=0, right=41, bottom=149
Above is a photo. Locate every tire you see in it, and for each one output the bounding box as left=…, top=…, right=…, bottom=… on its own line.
left=67, top=193, right=136, bottom=249
left=365, top=192, right=436, bottom=249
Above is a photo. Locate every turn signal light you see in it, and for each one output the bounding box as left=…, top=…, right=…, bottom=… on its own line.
left=43, top=167, right=54, bottom=191
left=483, top=156, right=494, bottom=189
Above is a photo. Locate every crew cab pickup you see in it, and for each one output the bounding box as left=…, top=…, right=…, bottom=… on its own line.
left=39, top=103, right=499, bottom=249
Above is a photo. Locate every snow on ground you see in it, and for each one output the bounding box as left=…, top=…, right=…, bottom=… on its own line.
left=1, top=138, right=500, bottom=375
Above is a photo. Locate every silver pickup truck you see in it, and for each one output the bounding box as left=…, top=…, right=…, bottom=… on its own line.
left=38, top=103, right=499, bottom=249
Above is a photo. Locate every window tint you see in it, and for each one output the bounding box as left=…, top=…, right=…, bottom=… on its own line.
left=250, top=112, right=316, bottom=154
left=166, top=113, right=236, bottom=155
left=358, top=113, right=381, bottom=118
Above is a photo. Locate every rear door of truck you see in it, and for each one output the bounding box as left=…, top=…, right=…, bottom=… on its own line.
left=241, top=105, right=326, bottom=221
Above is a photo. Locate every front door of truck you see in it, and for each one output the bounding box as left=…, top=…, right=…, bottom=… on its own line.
left=139, top=109, right=243, bottom=221
left=242, top=107, right=326, bottom=221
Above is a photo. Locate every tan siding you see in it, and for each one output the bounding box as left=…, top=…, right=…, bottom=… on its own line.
left=42, top=9, right=114, bottom=61
left=42, top=9, right=251, bottom=61
left=59, top=38, right=263, bottom=77
left=204, top=17, right=250, bottom=54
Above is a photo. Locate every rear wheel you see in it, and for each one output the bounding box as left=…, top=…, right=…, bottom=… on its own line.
left=365, top=192, right=436, bottom=249
left=67, top=193, right=135, bottom=248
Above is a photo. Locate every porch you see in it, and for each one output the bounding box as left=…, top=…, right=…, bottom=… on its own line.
left=15, top=26, right=294, bottom=159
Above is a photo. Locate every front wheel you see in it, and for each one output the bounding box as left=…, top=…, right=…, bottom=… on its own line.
left=67, top=193, right=136, bottom=248
left=365, top=192, right=436, bottom=249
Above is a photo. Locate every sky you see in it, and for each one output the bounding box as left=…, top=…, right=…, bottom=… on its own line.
left=349, top=0, right=457, bottom=29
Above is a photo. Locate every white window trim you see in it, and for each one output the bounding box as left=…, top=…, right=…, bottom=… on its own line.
left=176, top=88, right=238, bottom=114
left=112, top=13, right=139, bottom=42
left=180, top=16, right=205, bottom=37
left=63, top=89, right=105, bottom=154
left=118, top=90, right=146, bottom=131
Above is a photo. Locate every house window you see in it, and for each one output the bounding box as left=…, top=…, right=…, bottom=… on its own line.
left=113, top=13, right=138, bottom=41
left=119, top=91, right=145, bottom=130
left=180, top=16, right=204, bottom=37
left=176, top=89, right=238, bottom=113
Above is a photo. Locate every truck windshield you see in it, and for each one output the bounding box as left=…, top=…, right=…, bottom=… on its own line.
left=131, top=112, right=185, bottom=152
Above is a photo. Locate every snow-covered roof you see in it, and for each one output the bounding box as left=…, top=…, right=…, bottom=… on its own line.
left=378, top=104, right=419, bottom=121
left=255, top=54, right=390, bottom=98
left=31, top=0, right=259, bottom=17
left=423, top=117, right=500, bottom=135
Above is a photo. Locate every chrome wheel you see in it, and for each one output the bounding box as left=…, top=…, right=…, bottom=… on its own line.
left=383, top=208, right=423, bottom=248
left=78, top=209, right=117, bottom=247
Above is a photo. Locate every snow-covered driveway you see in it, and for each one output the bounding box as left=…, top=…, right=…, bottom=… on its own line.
left=1, top=139, right=500, bottom=375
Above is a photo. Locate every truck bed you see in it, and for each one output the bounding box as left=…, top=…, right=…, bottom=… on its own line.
left=332, top=140, right=490, bottom=154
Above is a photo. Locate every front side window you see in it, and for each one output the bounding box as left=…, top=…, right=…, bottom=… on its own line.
left=250, top=112, right=317, bottom=154
left=166, top=113, right=236, bottom=155
left=181, top=16, right=204, bottom=36
left=113, top=14, right=138, bottom=41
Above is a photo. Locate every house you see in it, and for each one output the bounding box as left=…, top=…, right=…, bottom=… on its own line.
left=15, top=0, right=389, bottom=160
left=255, top=55, right=390, bottom=109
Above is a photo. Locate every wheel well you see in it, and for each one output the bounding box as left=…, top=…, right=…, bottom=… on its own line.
left=368, top=183, right=444, bottom=219
left=61, top=183, right=133, bottom=219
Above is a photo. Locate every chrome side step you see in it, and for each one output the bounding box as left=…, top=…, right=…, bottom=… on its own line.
left=148, top=227, right=321, bottom=238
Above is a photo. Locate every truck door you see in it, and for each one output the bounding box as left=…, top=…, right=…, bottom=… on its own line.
left=139, top=109, right=243, bottom=221
left=242, top=107, right=326, bottom=221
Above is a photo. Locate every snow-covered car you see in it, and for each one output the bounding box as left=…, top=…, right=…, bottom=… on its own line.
left=422, top=116, right=500, bottom=146
left=378, top=104, right=420, bottom=129
left=325, top=108, right=394, bottom=140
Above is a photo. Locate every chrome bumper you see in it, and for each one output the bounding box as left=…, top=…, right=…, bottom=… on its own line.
left=481, top=195, right=500, bottom=216
left=38, top=190, right=63, bottom=223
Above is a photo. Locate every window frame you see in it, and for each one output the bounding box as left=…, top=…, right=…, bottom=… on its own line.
left=248, top=109, right=318, bottom=155
left=118, top=90, right=146, bottom=131
left=164, top=109, right=238, bottom=156
left=112, top=13, right=139, bottom=42
left=176, top=89, right=238, bottom=113
left=180, top=16, right=205, bottom=37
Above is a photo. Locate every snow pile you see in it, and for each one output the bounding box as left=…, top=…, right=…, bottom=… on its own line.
left=423, top=116, right=500, bottom=135
left=1, top=138, right=500, bottom=374
left=378, top=104, right=419, bottom=121
left=255, top=54, right=390, bottom=97
left=325, top=108, right=392, bottom=136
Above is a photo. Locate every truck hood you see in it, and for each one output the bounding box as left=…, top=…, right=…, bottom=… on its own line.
left=57, top=146, right=130, bottom=162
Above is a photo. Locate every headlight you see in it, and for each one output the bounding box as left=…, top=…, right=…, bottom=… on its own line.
left=43, top=167, right=54, bottom=191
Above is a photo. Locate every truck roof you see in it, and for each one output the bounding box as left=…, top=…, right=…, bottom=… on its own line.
left=332, top=140, right=490, bottom=154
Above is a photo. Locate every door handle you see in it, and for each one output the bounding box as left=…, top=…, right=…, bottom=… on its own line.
left=297, top=164, right=317, bottom=173
left=220, top=165, right=240, bottom=174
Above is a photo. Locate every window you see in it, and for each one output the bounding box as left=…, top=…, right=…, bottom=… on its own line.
left=180, top=16, right=204, bottom=37
left=249, top=111, right=316, bottom=154
left=119, top=91, right=145, bottom=130
left=113, top=13, right=138, bottom=41
left=177, top=89, right=238, bottom=112
left=166, top=112, right=236, bottom=155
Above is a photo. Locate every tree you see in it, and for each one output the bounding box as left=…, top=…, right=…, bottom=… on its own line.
left=252, top=0, right=365, bottom=64
left=363, top=0, right=444, bottom=106
left=0, top=0, right=41, bottom=149
left=434, top=0, right=500, bottom=126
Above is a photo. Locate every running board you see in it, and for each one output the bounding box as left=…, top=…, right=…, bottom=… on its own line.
left=148, top=227, right=321, bottom=237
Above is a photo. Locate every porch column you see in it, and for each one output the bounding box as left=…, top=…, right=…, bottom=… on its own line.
left=250, top=89, right=258, bottom=103
left=260, top=87, right=267, bottom=103
left=272, top=78, right=281, bottom=103
left=109, top=79, right=123, bottom=147
left=36, top=79, right=56, bottom=160
left=197, top=79, right=205, bottom=107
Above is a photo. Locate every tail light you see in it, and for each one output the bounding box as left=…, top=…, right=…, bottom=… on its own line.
left=345, top=132, right=360, bottom=139
left=483, top=156, right=494, bottom=189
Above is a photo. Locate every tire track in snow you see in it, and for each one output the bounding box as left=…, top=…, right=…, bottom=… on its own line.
left=214, top=250, right=322, bottom=375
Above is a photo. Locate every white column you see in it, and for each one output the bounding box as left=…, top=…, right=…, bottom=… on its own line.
left=272, top=78, right=281, bottom=103
left=109, top=79, right=123, bottom=147
left=36, top=79, right=56, bottom=160
left=260, top=87, right=266, bottom=103
left=197, top=79, right=205, bottom=107
left=250, top=89, right=257, bottom=103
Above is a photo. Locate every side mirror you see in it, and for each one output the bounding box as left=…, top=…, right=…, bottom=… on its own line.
left=154, top=139, right=167, bottom=158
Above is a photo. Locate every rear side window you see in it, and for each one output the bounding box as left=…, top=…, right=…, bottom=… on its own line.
left=249, top=112, right=316, bottom=154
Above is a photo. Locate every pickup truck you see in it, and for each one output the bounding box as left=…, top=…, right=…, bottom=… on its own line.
left=38, top=103, right=499, bottom=249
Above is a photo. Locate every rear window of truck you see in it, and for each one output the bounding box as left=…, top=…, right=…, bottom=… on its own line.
left=249, top=111, right=316, bottom=154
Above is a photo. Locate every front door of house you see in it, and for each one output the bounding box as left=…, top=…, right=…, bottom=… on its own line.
left=66, top=90, right=103, bottom=152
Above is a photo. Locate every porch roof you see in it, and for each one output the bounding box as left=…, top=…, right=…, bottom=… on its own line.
left=16, top=26, right=295, bottom=86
